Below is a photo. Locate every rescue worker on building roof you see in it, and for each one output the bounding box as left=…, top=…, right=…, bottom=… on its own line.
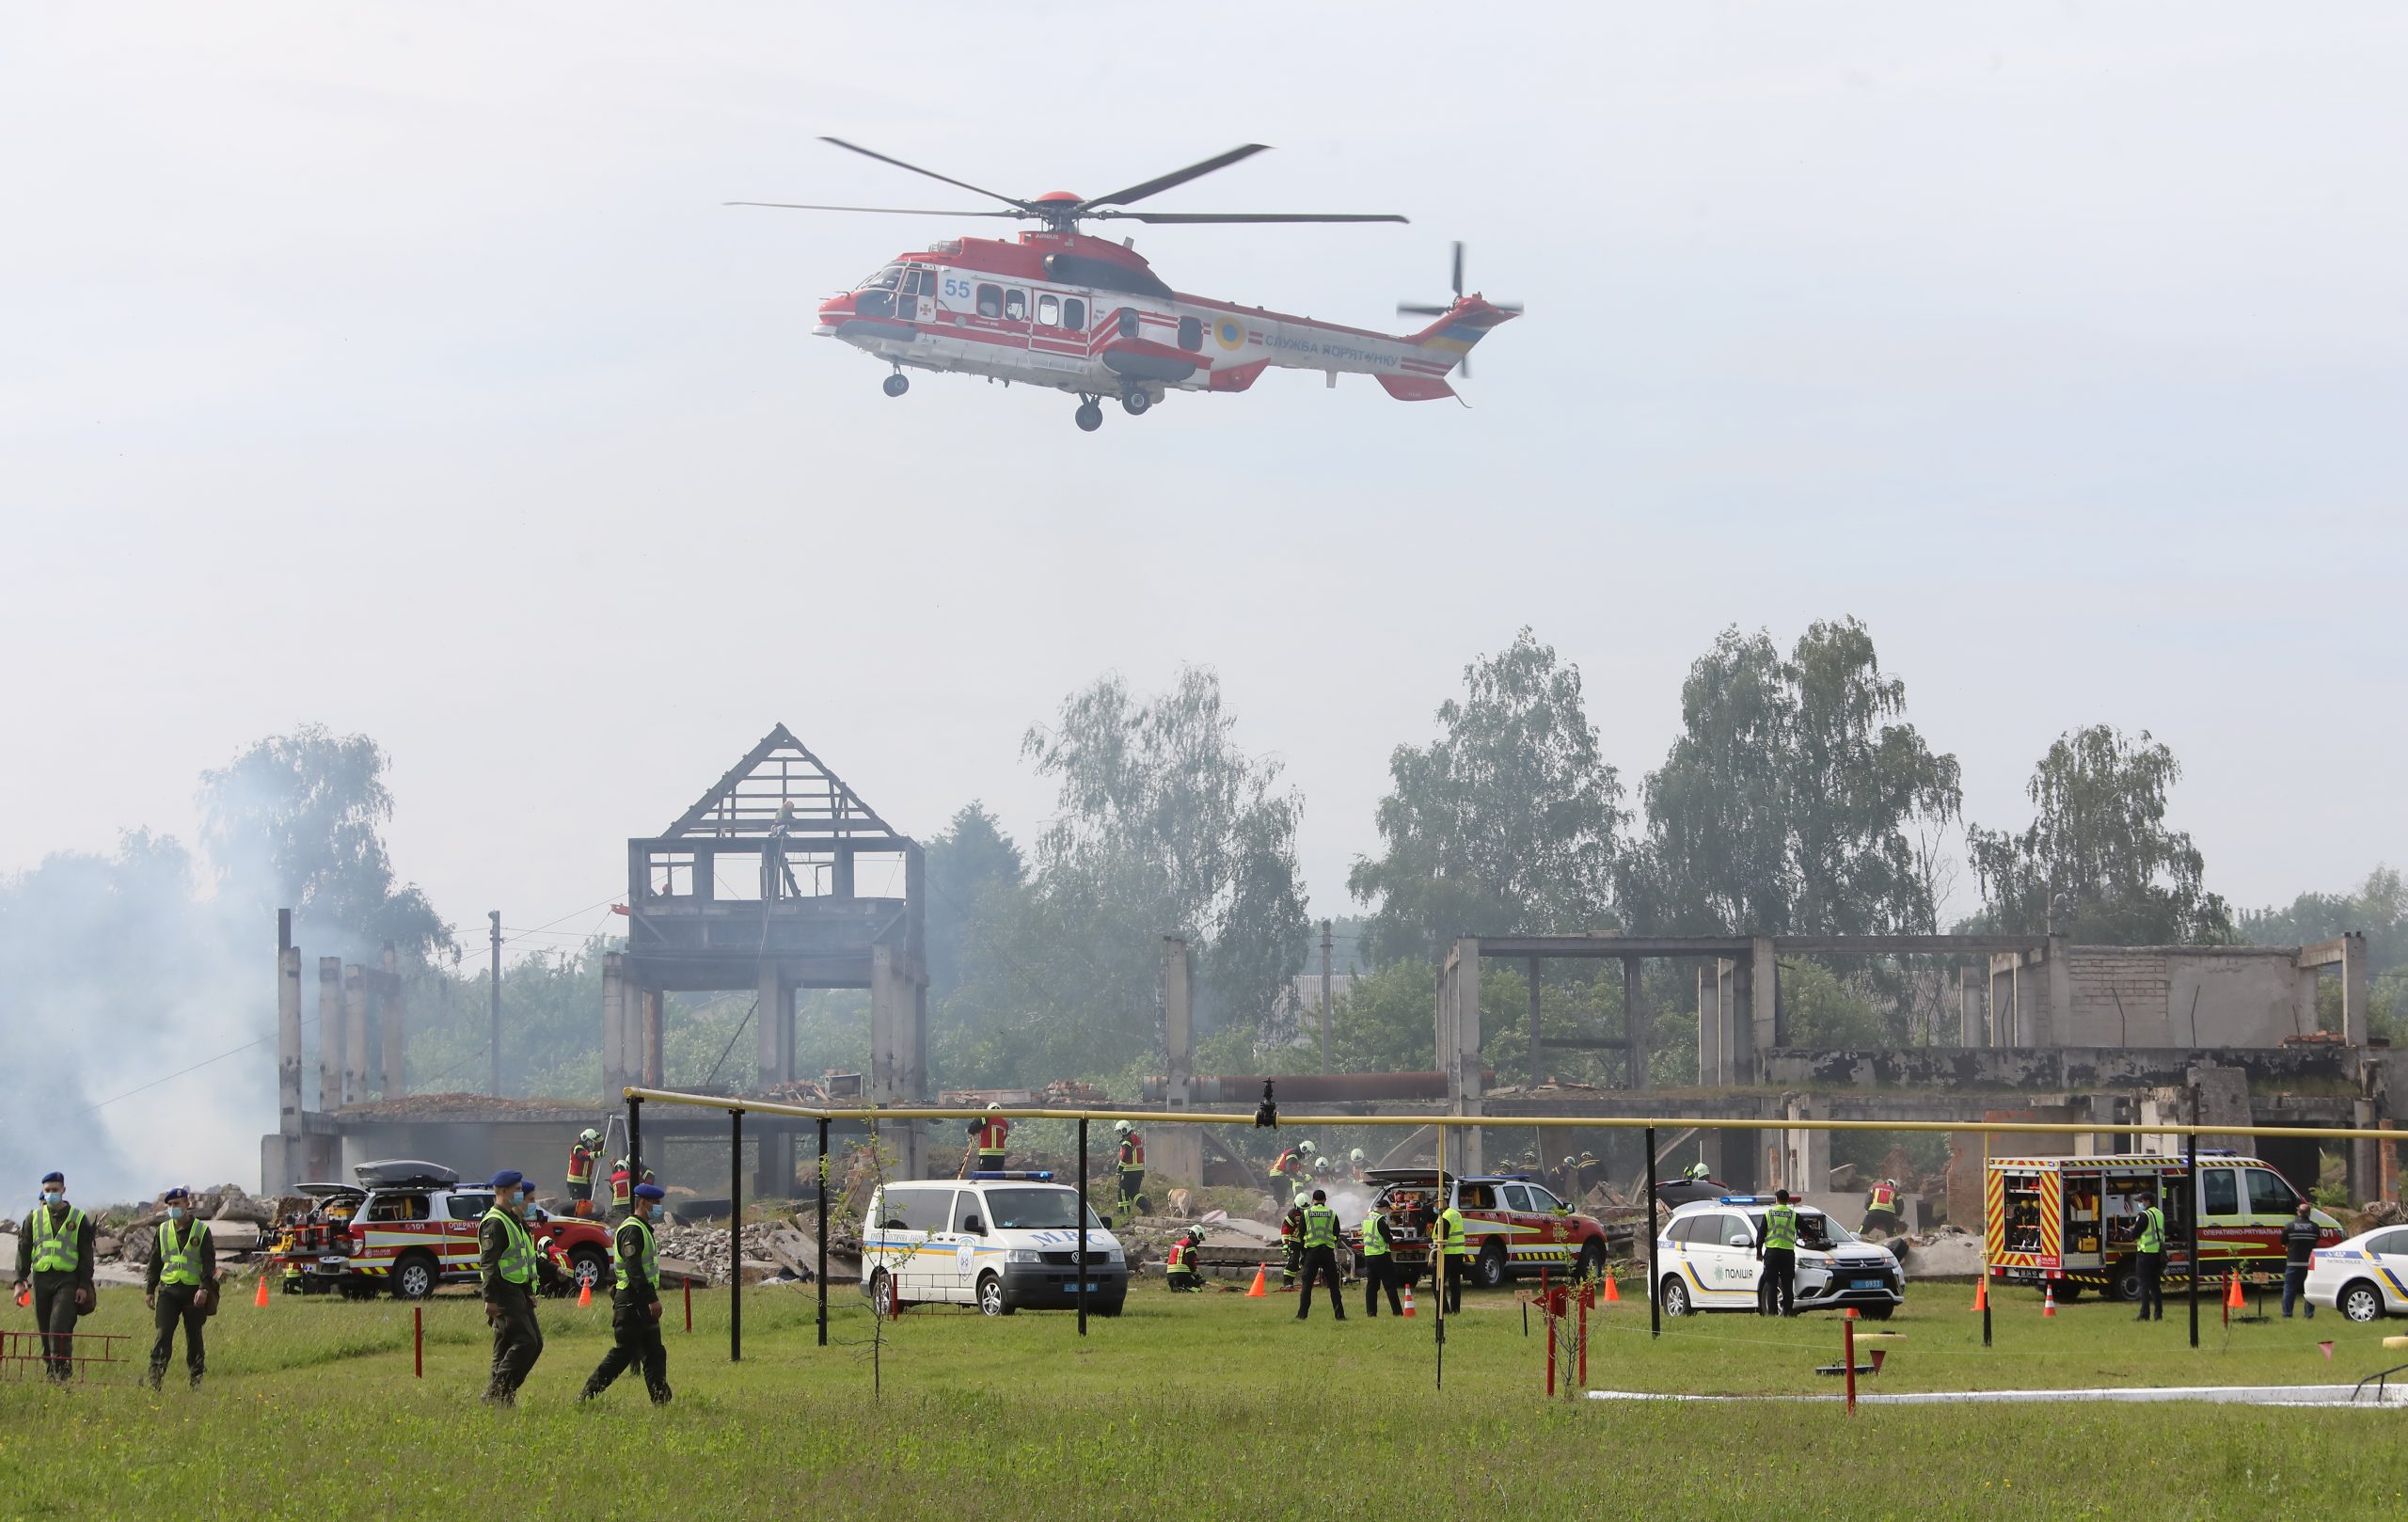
left=2128, top=1186, right=2166, bottom=1323
left=1164, top=1227, right=1205, bottom=1293
left=13, top=1170, right=96, bottom=1383
left=1359, top=1195, right=1402, bottom=1318
left=579, top=1182, right=673, bottom=1405
left=1861, top=1178, right=1902, bottom=1237
left=566, top=1129, right=599, bottom=1218
left=1293, top=1189, right=1346, bottom=1322
left=479, top=1169, right=544, bottom=1405
left=962, top=1102, right=1009, bottom=1178
left=143, top=1185, right=215, bottom=1390
left=1115, top=1119, right=1146, bottom=1219
left=1753, top=1189, right=1800, bottom=1317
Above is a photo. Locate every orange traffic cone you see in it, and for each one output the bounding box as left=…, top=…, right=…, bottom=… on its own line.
left=254, top=1274, right=270, bottom=1308
left=578, top=1279, right=593, bottom=1308
left=2226, top=1272, right=2243, bottom=1310
left=2042, top=1283, right=2057, bottom=1317
left=1245, top=1265, right=1266, bottom=1298
left=1402, top=1282, right=1417, bottom=1318
left=1971, top=1277, right=1988, bottom=1312
left=1601, top=1273, right=1621, bottom=1304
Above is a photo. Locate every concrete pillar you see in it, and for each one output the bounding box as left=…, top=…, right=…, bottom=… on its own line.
left=342, top=964, right=368, bottom=1108
left=1731, top=957, right=1756, bottom=1082
left=601, top=954, right=628, bottom=1096
left=1624, top=956, right=1649, bottom=1090
left=2342, top=932, right=2369, bottom=1045
left=379, top=943, right=404, bottom=1100
left=1749, top=938, right=1777, bottom=1069
left=1527, top=956, right=1543, bottom=1087
left=279, top=945, right=304, bottom=1127
left=2348, top=1099, right=2380, bottom=1205
left=870, top=944, right=928, bottom=1180
left=317, top=957, right=343, bottom=1112
left=1155, top=938, right=1202, bottom=1189
left=1697, top=964, right=1721, bottom=1086
left=642, top=989, right=664, bottom=1086
left=1958, top=965, right=1983, bottom=1048
left=1444, top=938, right=1483, bottom=1174
left=755, top=962, right=784, bottom=1087
left=1783, top=1095, right=1831, bottom=1194
left=2294, top=967, right=2321, bottom=1038
left=2040, top=934, right=2069, bottom=1047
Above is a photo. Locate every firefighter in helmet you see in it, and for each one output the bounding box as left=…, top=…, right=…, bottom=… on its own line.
left=566, top=1129, right=600, bottom=1217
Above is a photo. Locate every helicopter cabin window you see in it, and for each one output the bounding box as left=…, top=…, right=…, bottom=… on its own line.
left=1004, top=288, right=1028, bottom=323
left=1178, top=315, right=1203, bottom=351
left=1117, top=307, right=1139, bottom=339
left=1038, top=293, right=1061, bottom=326
left=975, top=283, right=1003, bottom=319
left=1063, top=297, right=1086, bottom=330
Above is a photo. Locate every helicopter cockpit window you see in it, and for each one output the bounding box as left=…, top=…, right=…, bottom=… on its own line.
left=858, top=264, right=905, bottom=292
left=1004, top=289, right=1027, bottom=323
left=1038, top=293, right=1061, bottom=326
left=1063, top=297, right=1086, bottom=331
left=975, top=284, right=1003, bottom=318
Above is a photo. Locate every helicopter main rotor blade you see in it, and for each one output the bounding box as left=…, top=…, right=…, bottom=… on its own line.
left=818, top=136, right=1035, bottom=213
left=1397, top=303, right=1451, bottom=316
left=1077, top=144, right=1269, bottom=211
left=725, top=201, right=1023, bottom=217
left=1100, top=211, right=1410, bottom=224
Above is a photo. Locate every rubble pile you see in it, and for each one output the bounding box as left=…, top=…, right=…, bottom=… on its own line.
left=653, top=1215, right=837, bottom=1287
left=332, top=1091, right=598, bottom=1120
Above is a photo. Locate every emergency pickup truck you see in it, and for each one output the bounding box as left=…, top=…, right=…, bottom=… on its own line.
left=266, top=1160, right=615, bottom=1301
left=1984, top=1151, right=2342, bottom=1301
left=1352, top=1169, right=1612, bottom=1291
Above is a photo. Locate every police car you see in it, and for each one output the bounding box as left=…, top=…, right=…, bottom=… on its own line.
left=2302, top=1223, right=2408, bottom=1323
left=1655, top=1195, right=1905, bottom=1319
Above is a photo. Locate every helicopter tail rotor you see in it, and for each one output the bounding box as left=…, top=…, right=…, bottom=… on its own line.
left=1396, top=241, right=1522, bottom=377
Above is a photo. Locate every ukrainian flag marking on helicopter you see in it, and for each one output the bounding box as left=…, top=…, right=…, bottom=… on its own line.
left=1213, top=315, right=1246, bottom=351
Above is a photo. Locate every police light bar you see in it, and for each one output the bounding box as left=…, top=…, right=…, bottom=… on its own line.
left=1718, top=1194, right=1775, bottom=1205
left=967, top=1170, right=1054, bottom=1181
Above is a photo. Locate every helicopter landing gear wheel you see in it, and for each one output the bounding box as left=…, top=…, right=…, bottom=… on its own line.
left=883, top=373, right=909, bottom=398
left=1119, top=385, right=1150, bottom=417
left=1074, top=399, right=1103, bottom=432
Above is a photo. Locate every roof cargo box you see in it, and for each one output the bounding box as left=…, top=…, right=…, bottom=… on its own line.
left=354, top=1159, right=459, bottom=1189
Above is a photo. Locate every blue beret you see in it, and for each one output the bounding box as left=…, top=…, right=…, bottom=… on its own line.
left=163, top=1186, right=190, bottom=1203
left=633, top=1182, right=666, bottom=1201
left=41, top=1170, right=64, bottom=1186
left=489, top=1169, right=524, bottom=1189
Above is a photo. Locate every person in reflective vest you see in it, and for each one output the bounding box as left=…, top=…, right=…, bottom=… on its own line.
left=1435, top=1200, right=1470, bottom=1314
left=2131, top=1188, right=2167, bottom=1323
left=1165, top=1229, right=1205, bottom=1292
left=1279, top=1201, right=1306, bottom=1288
left=1860, top=1179, right=1901, bottom=1237
left=580, top=1183, right=672, bottom=1404
left=143, top=1185, right=217, bottom=1390
left=1359, top=1197, right=1402, bottom=1317
left=478, top=1169, right=544, bottom=1405
left=607, top=1158, right=633, bottom=1219
left=13, top=1169, right=96, bottom=1382
left=962, top=1104, right=1011, bottom=1177
left=1753, top=1190, right=1799, bottom=1317
left=1294, top=1190, right=1347, bottom=1322
left=1115, top=1121, right=1147, bottom=1217
left=566, top=1130, right=599, bottom=1217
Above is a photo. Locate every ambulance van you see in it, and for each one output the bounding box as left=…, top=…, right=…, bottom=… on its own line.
left=860, top=1172, right=1127, bottom=1317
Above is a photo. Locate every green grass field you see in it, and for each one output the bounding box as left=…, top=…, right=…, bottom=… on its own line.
left=3, top=1276, right=2401, bottom=1520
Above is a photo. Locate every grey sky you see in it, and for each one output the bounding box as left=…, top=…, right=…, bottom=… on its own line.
left=5, top=1, right=2403, bottom=969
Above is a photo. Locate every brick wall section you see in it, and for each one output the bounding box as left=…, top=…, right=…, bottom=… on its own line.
left=2065, top=948, right=2172, bottom=1045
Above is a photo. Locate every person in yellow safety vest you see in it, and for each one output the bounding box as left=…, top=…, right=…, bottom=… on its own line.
left=478, top=1169, right=544, bottom=1406
left=580, top=1182, right=673, bottom=1404
left=13, top=1169, right=96, bottom=1383
left=1279, top=1201, right=1306, bottom=1288
left=2131, top=1188, right=2167, bottom=1323
left=1115, top=1120, right=1146, bottom=1217
left=1293, top=1190, right=1347, bottom=1322
left=566, top=1129, right=599, bottom=1217
left=963, top=1103, right=1011, bottom=1177
left=1165, top=1229, right=1205, bottom=1292
left=1359, top=1197, right=1401, bottom=1317
left=1860, top=1178, right=1901, bottom=1237
left=1753, top=1189, right=1800, bottom=1317
left=143, top=1185, right=217, bottom=1390
left=1435, top=1197, right=1470, bottom=1314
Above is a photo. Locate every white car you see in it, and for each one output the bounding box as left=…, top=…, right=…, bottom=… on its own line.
left=1655, top=1196, right=1905, bottom=1319
left=860, top=1173, right=1126, bottom=1318
left=2304, top=1224, right=2408, bottom=1323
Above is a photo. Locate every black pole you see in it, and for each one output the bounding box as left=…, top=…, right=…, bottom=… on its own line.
left=1645, top=1125, right=1662, bottom=1340
left=626, top=1094, right=642, bottom=1193
left=730, top=1107, right=743, bottom=1364
left=816, top=1115, right=830, bottom=1348
left=1076, top=1116, right=1089, bottom=1338
left=2186, top=1092, right=2200, bottom=1349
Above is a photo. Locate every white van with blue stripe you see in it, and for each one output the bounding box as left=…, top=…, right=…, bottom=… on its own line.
left=861, top=1172, right=1127, bottom=1318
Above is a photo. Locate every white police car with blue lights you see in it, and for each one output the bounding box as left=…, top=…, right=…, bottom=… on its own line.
left=860, top=1171, right=1126, bottom=1318
left=1656, top=1195, right=1904, bottom=1319
left=2303, top=1223, right=2408, bottom=1323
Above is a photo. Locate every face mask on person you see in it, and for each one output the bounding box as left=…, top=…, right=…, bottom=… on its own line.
left=167, top=1206, right=186, bottom=1222
left=42, top=1190, right=62, bottom=1206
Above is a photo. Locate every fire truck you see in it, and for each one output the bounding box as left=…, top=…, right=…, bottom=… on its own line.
left=1984, top=1151, right=2342, bottom=1301
left=266, top=1160, right=615, bottom=1300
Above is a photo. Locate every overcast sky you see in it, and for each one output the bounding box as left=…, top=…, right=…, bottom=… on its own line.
left=5, top=2, right=2403, bottom=965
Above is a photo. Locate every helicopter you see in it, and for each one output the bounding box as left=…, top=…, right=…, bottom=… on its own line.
left=733, top=139, right=1520, bottom=431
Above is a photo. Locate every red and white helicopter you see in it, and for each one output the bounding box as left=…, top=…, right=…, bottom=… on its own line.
left=734, top=139, right=1519, bottom=431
